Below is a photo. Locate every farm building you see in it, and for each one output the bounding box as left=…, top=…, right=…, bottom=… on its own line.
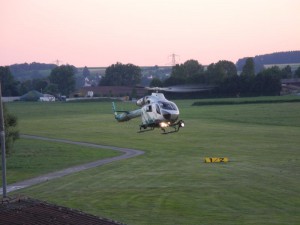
left=281, top=78, right=300, bottom=95
left=75, top=86, right=148, bottom=98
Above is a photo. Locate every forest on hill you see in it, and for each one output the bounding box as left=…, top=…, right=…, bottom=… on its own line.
left=9, top=62, right=57, bottom=81
left=236, top=51, right=300, bottom=73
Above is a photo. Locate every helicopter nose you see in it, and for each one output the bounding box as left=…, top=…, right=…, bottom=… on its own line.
left=163, top=113, right=171, bottom=120
left=163, top=112, right=178, bottom=122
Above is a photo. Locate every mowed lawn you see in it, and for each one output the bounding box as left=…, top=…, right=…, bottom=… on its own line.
left=1, top=138, right=121, bottom=185
left=5, top=98, right=300, bottom=225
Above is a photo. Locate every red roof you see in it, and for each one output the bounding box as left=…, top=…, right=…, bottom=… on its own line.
left=78, top=86, right=148, bottom=98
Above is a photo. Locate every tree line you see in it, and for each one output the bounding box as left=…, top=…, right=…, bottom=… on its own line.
left=151, top=58, right=300, bottom=98
left=1, top=59, right=300, bottom=98
left=0, top=65, right=76, bottom=97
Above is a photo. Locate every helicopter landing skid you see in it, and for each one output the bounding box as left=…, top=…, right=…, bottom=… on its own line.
left=161, top=120, right=184, bottom=134
left=138, top=120, right=184, bottom=134
left=161, top=126, right=179, bottom=134
left=138, top=125, right=155, bottom=133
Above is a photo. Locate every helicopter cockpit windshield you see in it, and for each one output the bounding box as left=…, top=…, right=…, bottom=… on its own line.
left=158, top=101, right=178, bottom=111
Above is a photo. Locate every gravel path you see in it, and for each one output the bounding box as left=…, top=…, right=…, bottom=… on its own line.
left=1, top=135, right=145, bottom=194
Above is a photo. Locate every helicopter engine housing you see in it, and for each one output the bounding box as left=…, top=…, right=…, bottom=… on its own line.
left=136, top=96, right=150, bottom=106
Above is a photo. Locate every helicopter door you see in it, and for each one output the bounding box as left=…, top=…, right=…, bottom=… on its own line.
left=155, top=104, right=161, bottom=115
left=141, top=103, right=162, bottom=126
left=146, top=105, right=152, bottom=112
left=141, top=104, right=155, bottom=125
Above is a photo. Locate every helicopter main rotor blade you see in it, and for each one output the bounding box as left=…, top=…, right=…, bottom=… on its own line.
left=146, top=85, right=216, bottom=93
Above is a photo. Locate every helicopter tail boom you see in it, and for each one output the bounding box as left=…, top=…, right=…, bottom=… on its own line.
left=112, top=102, right=142, bottom=122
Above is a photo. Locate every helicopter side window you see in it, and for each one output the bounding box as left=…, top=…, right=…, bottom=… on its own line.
left=156, top=104, right=161, bottom=114
left=146, top=105, right=152, bottom=112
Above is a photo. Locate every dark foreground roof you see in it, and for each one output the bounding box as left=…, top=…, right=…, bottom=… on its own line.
left=0, top=197, right=125, bottom=225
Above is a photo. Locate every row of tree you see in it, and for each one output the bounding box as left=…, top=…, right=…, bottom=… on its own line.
left=2, top=59, right=300, bottom=98
left=0, top=65, right=76, bottom=97
left=100, top=59, right=300, bottom=97
left=151, top=58, right=300, bottom=98
left=100, top=62, right=141, bottom=86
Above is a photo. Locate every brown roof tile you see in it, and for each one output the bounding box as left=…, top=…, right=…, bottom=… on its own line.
left=0, top=197, right=126, bottom=225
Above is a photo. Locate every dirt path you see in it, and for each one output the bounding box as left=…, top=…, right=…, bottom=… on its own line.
left=1, top=135, right=145, bottom=194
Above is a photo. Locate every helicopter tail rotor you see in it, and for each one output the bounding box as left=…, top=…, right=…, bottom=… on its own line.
left=112, top=102, right=118, bottom=116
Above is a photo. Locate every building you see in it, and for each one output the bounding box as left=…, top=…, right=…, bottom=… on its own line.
left=75, top=86, right=148, bottom=98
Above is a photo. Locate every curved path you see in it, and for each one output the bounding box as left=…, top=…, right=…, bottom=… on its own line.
left=1, top=134, right=145, bottom=194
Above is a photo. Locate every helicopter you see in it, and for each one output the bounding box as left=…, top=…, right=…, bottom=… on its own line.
left=112, top=85, right=214, bottom=134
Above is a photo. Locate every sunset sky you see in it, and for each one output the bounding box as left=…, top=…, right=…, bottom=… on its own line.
left=1, top=0, right=299, bottom=67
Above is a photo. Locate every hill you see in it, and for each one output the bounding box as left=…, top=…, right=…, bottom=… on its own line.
left=236, top=51, right=300, bottom=73
left=9, top=62, right=56, bottom=81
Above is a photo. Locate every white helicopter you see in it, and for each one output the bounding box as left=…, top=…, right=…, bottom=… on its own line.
left=112, top=85, right=214, bottom=134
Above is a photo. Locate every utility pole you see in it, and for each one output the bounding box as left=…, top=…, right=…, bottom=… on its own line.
left=0, top=81, right=7, bottom=197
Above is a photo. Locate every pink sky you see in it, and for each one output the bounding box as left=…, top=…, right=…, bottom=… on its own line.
left=1, top=0, right=299, bottom=67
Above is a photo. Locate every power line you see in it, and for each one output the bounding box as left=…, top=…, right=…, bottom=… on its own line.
left=168, top=53, right=180, bottom=66
left=53, top=59, right=63, bottom=66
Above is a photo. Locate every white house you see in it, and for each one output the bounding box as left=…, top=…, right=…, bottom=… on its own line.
left=39, top=94, right=55, bottom=102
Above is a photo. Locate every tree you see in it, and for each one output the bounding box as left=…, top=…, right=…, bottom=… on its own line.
left=164, top=60, right=205, bottom=86
left=32, top=78, right=48, bottom=93
left=0, top=66, right=19, bottom=96
left=183, top=60, right=204, bottom=78
left=167, top=64, right=186, bottom=85
left=281, top=65, right=292, bottom=79
left=241, top=57, right=255, bottom=77
left=295, top=66, right=300, bottom=78
left=255, top=67, right=281, bottom=95
left=238, top=58, right=256, bottom=96
left=100, top=62, right=141, bottom=86
left=1, top=105, right=19, bottom=154
left=219, top=75, right=241, bottom=97
left=19, top=78, right=49, bottom=95
left=82, top=66, right=90, bottom=77
left=150, top=77, right=163, bottom=87
left=48, top=65, right=76, bottom=96
left=206, top=60, right=237, bottom=84
left=18, top=80, right=33, bottom=95
left=44, top=83, right=58, bottom=95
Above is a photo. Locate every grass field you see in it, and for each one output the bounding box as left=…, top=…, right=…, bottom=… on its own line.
left=2, top=139, right=121, bottom=185
left=3, top=96, right=300, bottom=225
